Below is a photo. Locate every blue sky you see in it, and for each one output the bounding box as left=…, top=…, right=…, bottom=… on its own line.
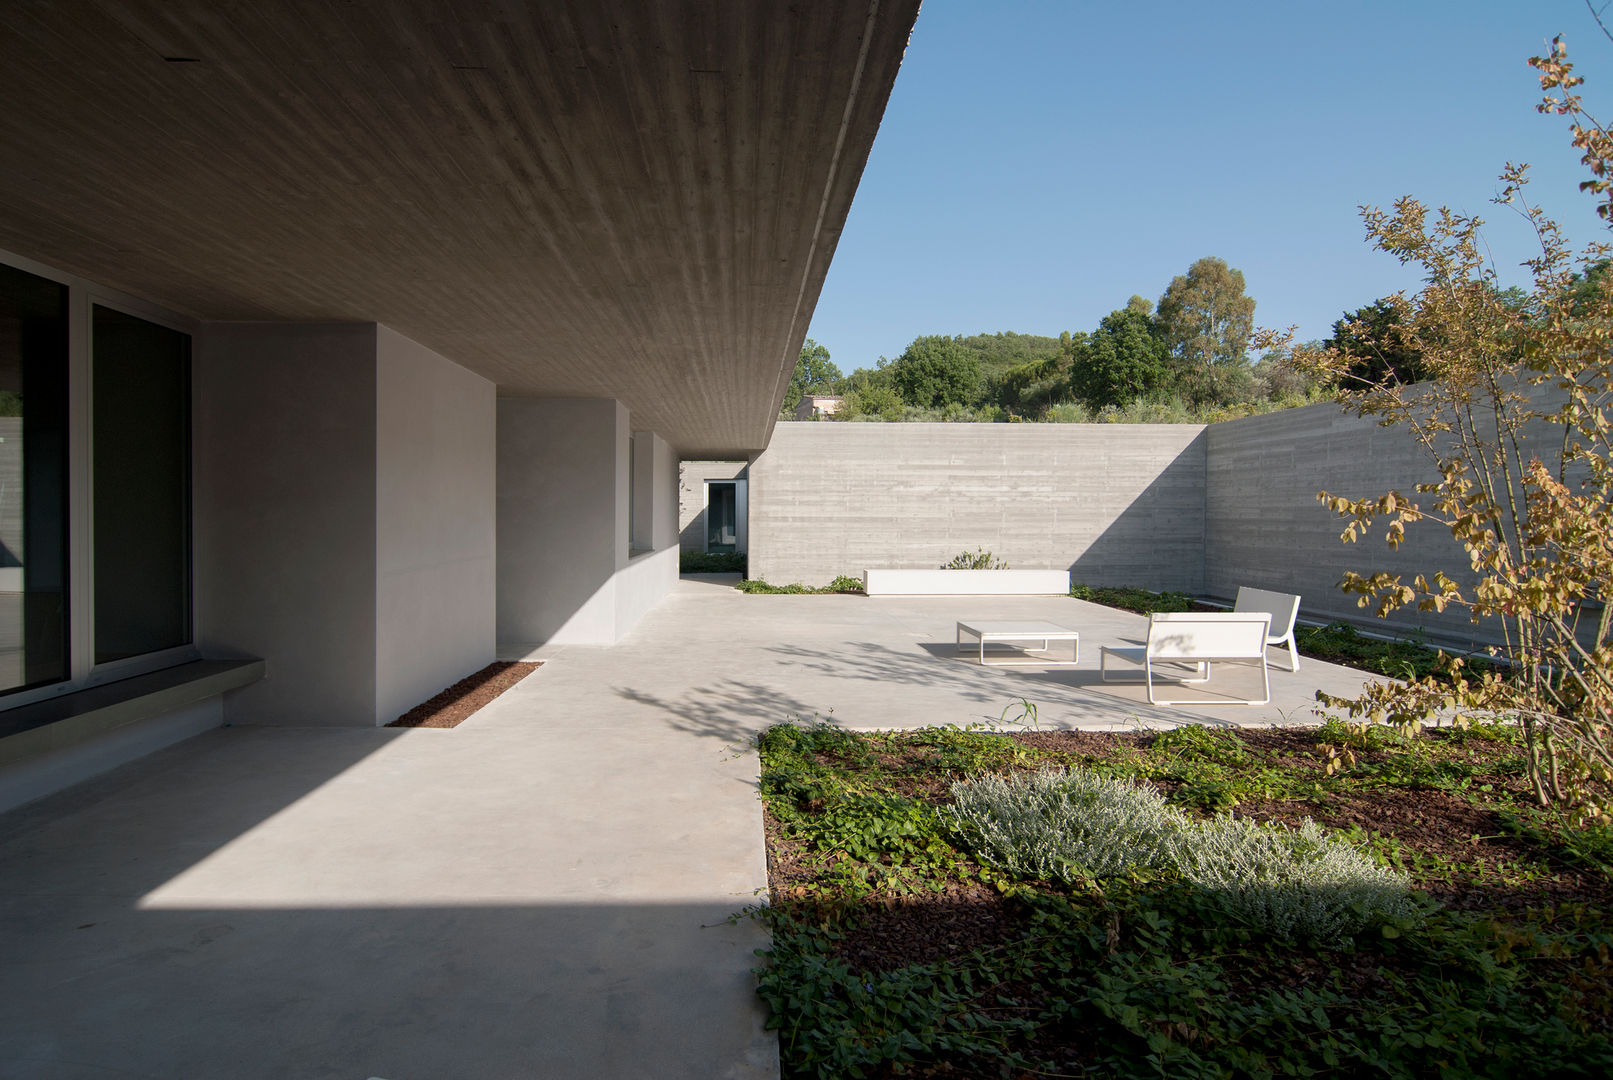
left=806, top=0, right=1613, bottom=372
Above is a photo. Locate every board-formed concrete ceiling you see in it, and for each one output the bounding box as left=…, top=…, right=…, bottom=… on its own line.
left=0, top=0, right=918, bottom=457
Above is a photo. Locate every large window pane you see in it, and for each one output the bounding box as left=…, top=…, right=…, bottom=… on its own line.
left=93, top=306, right=191, bottom=664
left=707, top=482, right=736, bottom=553
left=0, top=266, right=70, bottom=692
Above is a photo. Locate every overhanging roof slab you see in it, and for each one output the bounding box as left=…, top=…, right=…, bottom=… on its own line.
left=0, top=0, right=919, bottom=455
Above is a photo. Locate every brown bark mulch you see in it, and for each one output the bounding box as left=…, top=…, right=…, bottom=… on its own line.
left=386, top=660, right=541, bottom=728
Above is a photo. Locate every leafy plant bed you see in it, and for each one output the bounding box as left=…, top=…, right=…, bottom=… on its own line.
left=1069, top=581, right=1197, bottom=614
left=680, top=550, right=747, bottom=574
left=385, top=661, right=541, bottom=728
left=739, top=575, right=865, bottom=594
left=752, top=720, right=1613, bottom=1079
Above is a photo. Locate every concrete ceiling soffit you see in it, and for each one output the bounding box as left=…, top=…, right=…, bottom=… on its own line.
left=0, top=0, right=920, bottom=455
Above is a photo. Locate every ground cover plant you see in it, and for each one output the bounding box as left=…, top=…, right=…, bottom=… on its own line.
left=752, top=719, right=1613, bottom=1079
left=680, top=550, right=747, bottom=574
left=1069, top=581, right=1195, bottom=614
left=738, top=574, right=865, bottom=594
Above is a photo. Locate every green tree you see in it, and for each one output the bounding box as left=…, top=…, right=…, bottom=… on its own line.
left=890, top=335, right=981, bottom=408
left=990, top=354, right=1068, bottom=416
left=1156, top=256, right=1257, bottom=404
left=782, top=338, right=842, bottom=415
left=1323, top=299, right=1427, bottom=386
left=841, top=383, right=904, bottom=421
left=1070, top=307, right=1170, bottom=410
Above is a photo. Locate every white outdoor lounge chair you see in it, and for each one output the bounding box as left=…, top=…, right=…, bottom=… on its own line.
left=1234, top=586, right=1302, bottom=672
left=1099, top=611, right=1272, bottom=705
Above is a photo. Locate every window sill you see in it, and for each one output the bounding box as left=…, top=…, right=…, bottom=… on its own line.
left=0, top=658, right=264, bottom=768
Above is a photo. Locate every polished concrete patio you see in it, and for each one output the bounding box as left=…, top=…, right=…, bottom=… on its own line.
left=0, top=577, right=1384, bottom=1079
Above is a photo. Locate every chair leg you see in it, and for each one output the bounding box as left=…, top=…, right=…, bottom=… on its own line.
left=1285, top=633, right=1300, bottom=672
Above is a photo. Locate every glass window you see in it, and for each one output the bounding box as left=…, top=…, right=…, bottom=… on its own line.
left=0, top=266, right=70, bottom=693
left=707, top=482, right=737, bottom=553
left=92, top=306, right=191, bottom=664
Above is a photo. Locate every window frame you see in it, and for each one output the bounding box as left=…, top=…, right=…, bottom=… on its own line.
left=0, top=246, right=200, bottom=709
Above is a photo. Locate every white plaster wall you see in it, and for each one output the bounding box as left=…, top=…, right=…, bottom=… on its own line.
left=193, top=323, right=379, bottom=725
left=630, top=431, right=655, bottom=552
left=614, top=431, right=679, bottom=633
left=613, top=404, right=631, bottom=571
left=496, top=398, right=623, bottom=645
left=498, top=402, right=681, bottom=646
left=613, top=546, right=679, bottom=640
left=651, top=434, right=678, bottom=550
left=374, top=327, right=496, bottom=725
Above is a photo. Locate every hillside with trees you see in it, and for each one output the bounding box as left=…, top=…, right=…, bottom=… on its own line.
left=785, top=256, right=1346, bottom=423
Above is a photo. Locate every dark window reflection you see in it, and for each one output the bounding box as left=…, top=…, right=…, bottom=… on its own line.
left=0, top=266, right=70, bottom=693
left=93, top=306, right=191, bottom=664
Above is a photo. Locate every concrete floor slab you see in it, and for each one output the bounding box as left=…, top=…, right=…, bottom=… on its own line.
left=1, top=576, right=1387, bottom=1078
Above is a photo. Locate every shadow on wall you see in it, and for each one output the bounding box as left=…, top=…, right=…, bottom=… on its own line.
left=1069, top=430, right=1207, bottom=594
left=679, top=517, right=706, bottom=553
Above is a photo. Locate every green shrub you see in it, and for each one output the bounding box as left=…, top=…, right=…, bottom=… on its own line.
left=679, top=550, right=746, bottom=573
left=943, top=547, right=1009, bottom=570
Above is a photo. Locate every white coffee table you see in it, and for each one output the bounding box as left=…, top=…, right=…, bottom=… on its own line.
left=956, top=620, right=1080, bottom=666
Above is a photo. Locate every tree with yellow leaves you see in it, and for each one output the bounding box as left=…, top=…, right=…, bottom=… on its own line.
left=1274, top=36, right=1613, bottom=819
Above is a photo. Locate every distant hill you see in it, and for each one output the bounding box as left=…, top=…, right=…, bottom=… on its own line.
left=955, top=331, right=1065, bottom=375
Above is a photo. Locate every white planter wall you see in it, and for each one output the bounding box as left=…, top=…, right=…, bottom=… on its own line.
left=862, top=569, right=1070, bottom=596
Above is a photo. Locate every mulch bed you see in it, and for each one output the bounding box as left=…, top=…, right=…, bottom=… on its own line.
left=385, top=660, right=541, bottom=728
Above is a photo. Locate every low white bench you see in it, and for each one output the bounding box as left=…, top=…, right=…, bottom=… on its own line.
left=956, top=620, right=1080, bottom=666
left=1235, top=586, right=1302, bottom=671
left=1099, top=612, right=1272, bottom=705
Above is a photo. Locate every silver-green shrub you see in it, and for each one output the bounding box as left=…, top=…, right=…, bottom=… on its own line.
left=946, top=767, right=1418, bottom=943
left=1176, top=816, right=1419, bottom=943
left=944, top=769, right=1183, bottom=886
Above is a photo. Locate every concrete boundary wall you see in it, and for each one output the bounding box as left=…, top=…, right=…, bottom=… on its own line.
left=748, top=424, right=1208, bottom=593
left=1205, top=400, right=1492, bottom=647
left=747, top=403, right=1543, bottom=648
